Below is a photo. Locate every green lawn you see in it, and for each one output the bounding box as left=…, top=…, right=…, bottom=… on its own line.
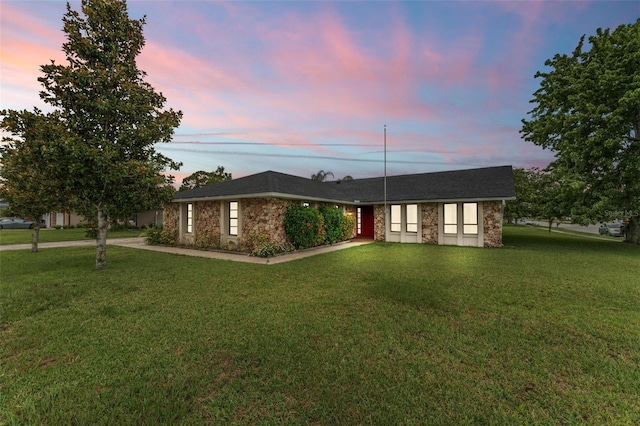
left=1, top=227, right=639, bottom=424
left=0, top=228, right=143, bottom=245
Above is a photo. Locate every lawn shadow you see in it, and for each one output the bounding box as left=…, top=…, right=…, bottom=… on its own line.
left=365, top=275, right=458, bottom=315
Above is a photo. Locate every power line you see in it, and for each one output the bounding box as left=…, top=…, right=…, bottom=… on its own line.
left=156, top=146, right=486, bottom=167
left=167, top=140, right=383, bottom=147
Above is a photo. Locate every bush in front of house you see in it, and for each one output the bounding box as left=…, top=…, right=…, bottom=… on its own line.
left=342, top=213, right=356, bottom=240
left=144, top=227, right=177, bottom=245
left=284, top=205, right=323, bottom=249
left=195, top=229, right=221, bottom=249
left=319, top=206, right=343, bottom=244
left=235, top=231, right=293, bottom=258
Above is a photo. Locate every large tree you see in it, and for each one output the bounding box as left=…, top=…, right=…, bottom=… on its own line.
left=179, top=166, right=231, bottom=191
left=0, top=109, right=66, bottom=252
left=521, top=19, right=640, bottom=244
left=504, top=168, right=542, bottom=224
left=35, top=0, right=182, bottom=268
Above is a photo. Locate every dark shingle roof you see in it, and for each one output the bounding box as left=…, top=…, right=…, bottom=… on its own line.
left=174, top=166, right=516, bottom=204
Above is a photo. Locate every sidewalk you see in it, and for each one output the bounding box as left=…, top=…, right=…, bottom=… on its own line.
left=0, top=237, right=373, bottom=264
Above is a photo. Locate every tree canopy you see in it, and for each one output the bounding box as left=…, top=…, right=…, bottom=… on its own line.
left=0, top=109, right=67, bottom=252
left=521, top=19, right=640, bottom=244
left=31, top=0, right=182, bottom=267
left=179, top=166, right=231, bottom=191
left=311, top=170, right=334, bottom=182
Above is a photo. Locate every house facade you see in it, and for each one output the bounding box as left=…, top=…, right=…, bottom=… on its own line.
left=165, top=166, right=516, bottom=248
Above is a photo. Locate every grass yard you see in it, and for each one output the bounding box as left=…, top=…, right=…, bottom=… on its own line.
left=0, top=228, right=143, bottom=245
left=1, top=226, right=639, bottom=424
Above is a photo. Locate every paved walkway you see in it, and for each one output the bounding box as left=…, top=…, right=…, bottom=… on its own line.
left=0, top=237, right=373, bottom=264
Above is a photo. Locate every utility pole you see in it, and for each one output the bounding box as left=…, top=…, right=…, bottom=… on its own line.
left=384, top=125, right=387, bottom=243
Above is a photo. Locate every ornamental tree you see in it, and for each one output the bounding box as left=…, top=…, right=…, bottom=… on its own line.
left=521, top=19, right=640, bottom=244
left=36, top=0, right=182, bottom=268
left=0, top=109, right=67, bottom=252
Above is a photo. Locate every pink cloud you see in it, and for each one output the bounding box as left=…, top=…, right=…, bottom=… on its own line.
left=0, top=4, right=66, bottom=109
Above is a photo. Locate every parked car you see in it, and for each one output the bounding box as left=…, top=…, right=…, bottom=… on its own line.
left=0, top=217, right=35, bottom=229
left=598, top=223, right=624, bottom=237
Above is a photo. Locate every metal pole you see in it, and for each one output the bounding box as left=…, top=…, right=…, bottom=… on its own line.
left=384, top=125, right=387, bottom=243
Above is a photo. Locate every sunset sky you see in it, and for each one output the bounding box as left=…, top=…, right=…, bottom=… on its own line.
left=1, top=1, right=638, bottom=183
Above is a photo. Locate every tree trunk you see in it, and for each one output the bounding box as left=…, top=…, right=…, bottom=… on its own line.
left=96, top=207, right=108, bottom=269
left=31, top=224, right=40, bottom=253
left=625, top=216, right=639, bottom=245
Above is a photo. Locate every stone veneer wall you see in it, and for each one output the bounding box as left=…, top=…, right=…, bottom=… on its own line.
left=241, top=198, right=296, bottom=246
left=194, top=200, right=221, bottom=242
left=483, top=200, right=504, bottom=247
left=163, top=203, right=179, bottom=234
left=421, top=203, right=438, bottom=244
left=373, top=205, right=385, bottom=242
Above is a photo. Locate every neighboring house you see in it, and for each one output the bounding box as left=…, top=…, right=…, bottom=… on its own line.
left=166, top=165, right=516, bottom=248
left=42, top=210, right=163, bottom=228
left=43, top=212, right=84, bottom=228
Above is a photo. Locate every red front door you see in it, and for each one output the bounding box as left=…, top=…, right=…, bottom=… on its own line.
left=357, top=206, right=374, bottom=238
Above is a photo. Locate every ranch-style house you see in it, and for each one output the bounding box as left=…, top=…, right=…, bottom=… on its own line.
left=164, top=165, right=516, bottom=248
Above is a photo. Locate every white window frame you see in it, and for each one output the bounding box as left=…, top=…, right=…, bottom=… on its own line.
left=406, top=204, right=418, bottom=233
left=229, top=201, right=238, bottom=236
left=356, top=207, right=362, bottom=235
left=463, top=202, right=478, bottom=235
left=444, top=203, right=457, bottom=234
left=390, top=204, right=402, bottom=232
left=186, top=203, right=193, bottom=234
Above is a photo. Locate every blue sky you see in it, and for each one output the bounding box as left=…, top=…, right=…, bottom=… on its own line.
left=1, top=0, right=638, bottom=183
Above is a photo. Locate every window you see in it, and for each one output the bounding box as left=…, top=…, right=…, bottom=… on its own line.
left=390, top=205, right=401, bottom=232
left=356, top=207, right=362, bottom=235
left=406, top=204, right=418, bottom=233
left=186, top=203, right=193, bottom=234
left=444, top=203, right=457, bottom=234
left=302, top=202, right=310, bottom=207
left=463, top=203, right=478, bottom=234
left=229, top=201, right=238, bottom=236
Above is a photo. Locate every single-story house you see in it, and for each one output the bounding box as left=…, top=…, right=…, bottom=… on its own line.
left=42, top=210, right=164, bottom=228
left=165, top=165, right=516, bottom=248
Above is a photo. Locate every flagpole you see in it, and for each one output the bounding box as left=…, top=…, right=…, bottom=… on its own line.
left=384, top=125, right=387, bottom=243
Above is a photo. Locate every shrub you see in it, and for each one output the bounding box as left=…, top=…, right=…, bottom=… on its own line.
left=254, top=241, right=279, bottom=258
left=85, top=226, right=97, bottom=238
left=284, top=205, right=323, bottom=249
left=194, top=229, right=220, bottom=249
left=240, top=231, right=268, bottom=253
left=144, top=228, right=177, bottom=245
left=111, top=223, right=137, bottom=231
left=240, top=231, right=291, bottom=258
left=342, top=214, right=356, bottom=240
left=54, top=224, right=63, bottom=230
left=319, top=206, right=343, bottom=244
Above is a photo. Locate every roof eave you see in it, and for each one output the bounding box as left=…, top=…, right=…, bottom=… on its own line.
left=173, top=191, right=352, bottom=205
left=174, top=193, right=516, bottom=204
